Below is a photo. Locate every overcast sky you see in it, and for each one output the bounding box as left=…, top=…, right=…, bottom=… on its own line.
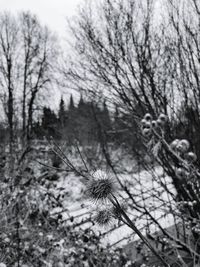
left=0, top=0, right=82, bottom=38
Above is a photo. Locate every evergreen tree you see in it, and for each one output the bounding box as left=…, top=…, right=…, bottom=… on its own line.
left=64, top=94, right=77, bottom=143
left=58, top=97, right=66, bottom=128
left=113, top=104, right=123, bottom=141
left=78, top=94, right=84, bottom=110
left=42, top=107, right=59, bottom=138
left=77, top=95, right=90, bottom=143
left=69, top=94, right=75, bottom=110
left=114, top=105, right=119, bottom=127
left=102, top=100, right=111, bottom=131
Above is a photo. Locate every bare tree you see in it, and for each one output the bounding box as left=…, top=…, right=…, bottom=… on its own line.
left=0, top=13, right=19, bottom=153
left=19, top=12, right=58, bottom=141
left=65, top=0, right=176, bottom=117
left=0, top=12, right=59, bottom=146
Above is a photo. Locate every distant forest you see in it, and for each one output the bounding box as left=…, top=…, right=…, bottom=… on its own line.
left=34, top=95, right=112, bottom=143
left=0, top=93, right=142, bottom=148
left=32, top=95, right=142, bottom=149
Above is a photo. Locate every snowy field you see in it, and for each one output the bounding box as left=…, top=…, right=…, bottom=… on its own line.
left=39, top=156, right=176, bottom=248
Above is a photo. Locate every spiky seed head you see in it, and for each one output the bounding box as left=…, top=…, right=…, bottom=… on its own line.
left=144, top=113, right=152, bottom=121
left=177, top=139, right=190, bottom=153
left=112, top=206, right=122, bottom=219
left=176, top=144, right=183, bottom=153
left=95, top=209, right=113, bottom=226
left=142, top=128, right=151, bottom=137
left=187, top=152, right=197, bottom=163
left=92, top=170, right=107, bottom=180
left=170, top=139, right=180, bottom=150
left=151, top=120, right=157, bottom=128
left=176, top=168, right=187, bottom=179
left=86, top=171, right=116, bottom=202
left=179, top=139, right=190, bottom=152
left=158, top=113, right=167, bottom=122
left=176, top=168, right=183, bottom=178
left=156, top=118, right=165, bottom=127
left=143, top=121, right=151, bottom=129
left=112, top=203, right=127, bottom=219
left=141, top=119, right=147, bottom=125
left=141, top=120, right=151, bottom=130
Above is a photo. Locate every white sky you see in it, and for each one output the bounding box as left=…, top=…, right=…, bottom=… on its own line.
left=0, top=0, right=82, bottom=39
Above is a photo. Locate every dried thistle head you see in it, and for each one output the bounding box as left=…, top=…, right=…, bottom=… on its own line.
left=177, top=139, right=190, bottom=153
left=95, top=209, right=113, bottom=226
left=151, top=120, right=158, bottom=128
left=144, top=113, right=152, bottom=121
left=186, top=152, right=197, bottom=163
left=92, top=169, right=108, bottom=180
left=158, top=113, right=167, bottom=122
left=141, top=115, right=153, bottom=137
left=143, top=121, right=151, bottom=129
left=86, top=170, right=116, bottom=202
left=142, top=128, right=152, bottom=137
left=112, top=203, right=127, bottom=219
left=175, top=167, right=188, bottom=179
left=156, top=118, right=165, bottom=127
left=170, top=139, right=180, bottom=151
left=141, top=119, right=147, bottom=126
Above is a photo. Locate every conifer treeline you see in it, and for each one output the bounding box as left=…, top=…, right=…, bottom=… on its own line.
left=33, top=95, right=112, bottom=145
left=0, top=94, right=143, bottom=150
left=32, top=95, right=143, bottom=150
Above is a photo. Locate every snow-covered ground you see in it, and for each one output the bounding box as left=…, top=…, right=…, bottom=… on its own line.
left=46, top=164, right=176, bottom=248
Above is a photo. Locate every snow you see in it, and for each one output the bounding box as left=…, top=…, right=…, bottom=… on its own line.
left=48, top=164, right=176, bottom=247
